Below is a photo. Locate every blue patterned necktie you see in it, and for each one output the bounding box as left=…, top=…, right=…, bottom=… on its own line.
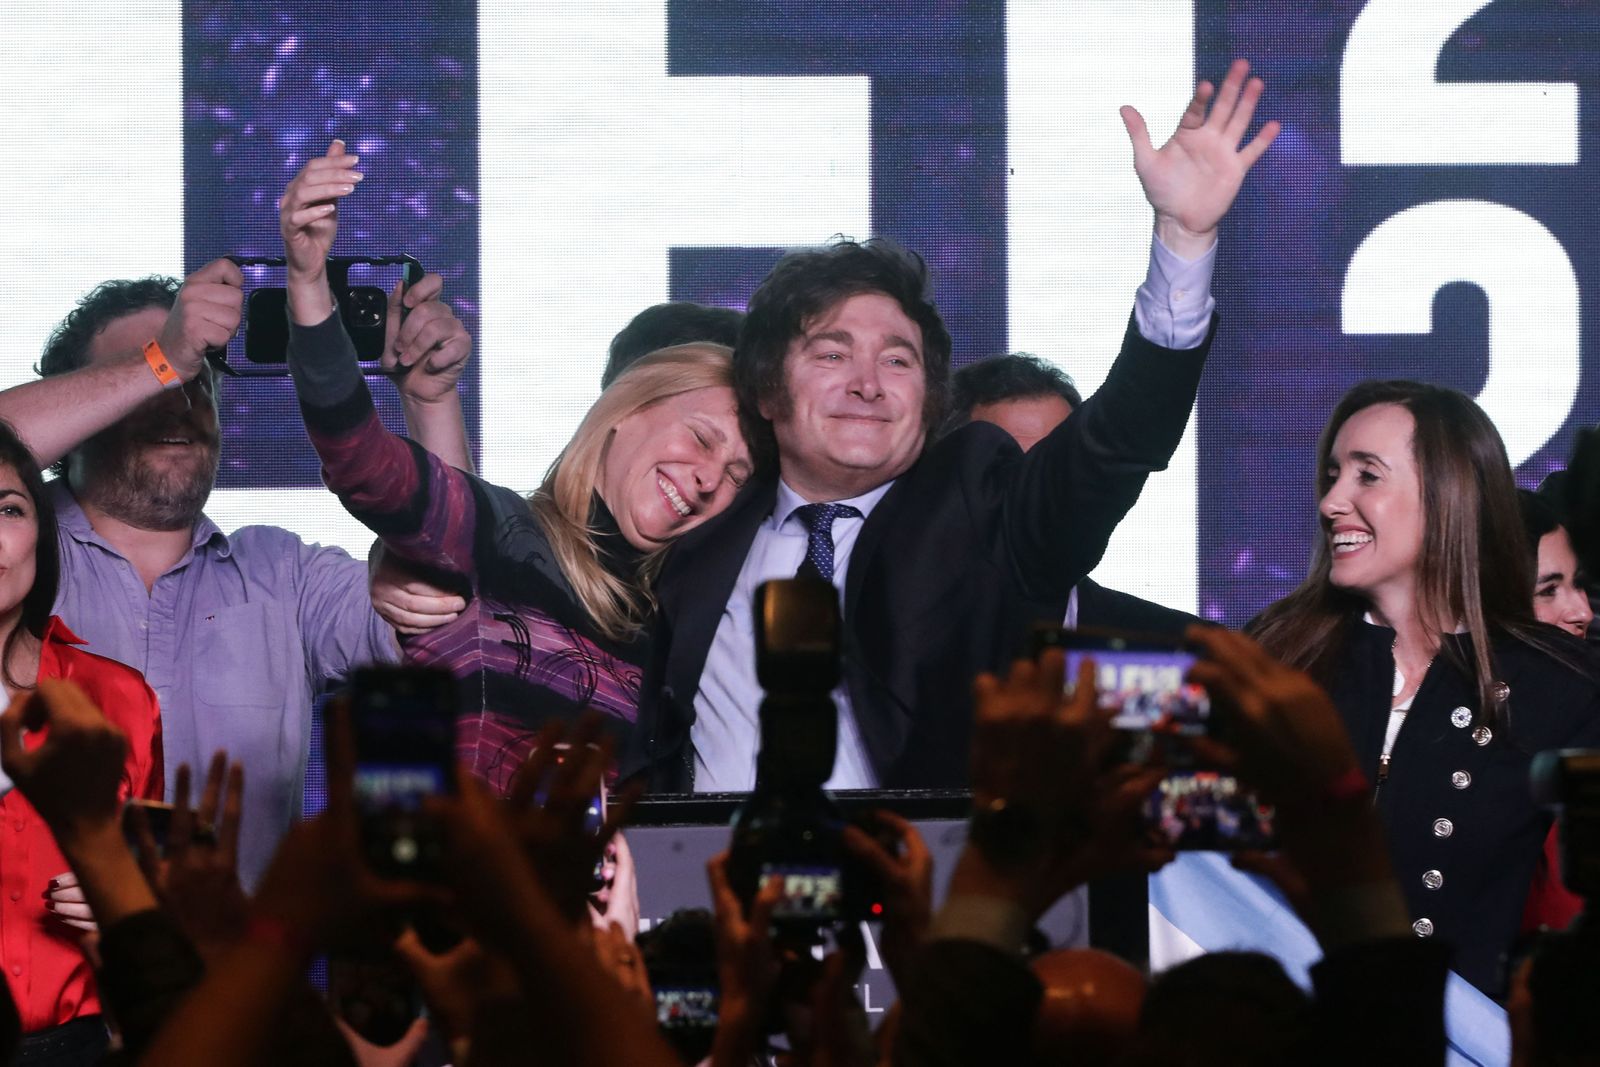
left=793, top=502, right=862, bottom=583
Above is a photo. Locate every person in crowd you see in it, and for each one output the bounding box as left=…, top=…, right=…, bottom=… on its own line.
left=605, top=302, right=745, bottom=389
left=280, top=140, right=754, bottom=791
left=1514, top=489, right=1590, bottom=932
left=1518, top=488, right=1593, bottom=639
left=889, top=627, right=1449, bottom=1067
left=949, top=352, right=1199, bottom=636
left=0, top=256, right=468, bottom=887
left=1249, top=380, right=1600, bottom=996
left=627, top=60, right=1278, bottom=793
left=0, top=420, right=162, bottom=1064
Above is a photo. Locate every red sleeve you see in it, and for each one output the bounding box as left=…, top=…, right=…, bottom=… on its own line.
left=1521, top=824, right=1583, bottom=934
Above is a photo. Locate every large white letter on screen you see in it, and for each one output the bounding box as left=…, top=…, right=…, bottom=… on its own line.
left=1341, top=0, right=1578, bottom=166
left=0, top=2, right=184, bottom=391
left=478, top=3, right=869, bottom=490
left=1342, top=200, right=1580, bottom=468
left=1007, top=0, right=1198, bottom=613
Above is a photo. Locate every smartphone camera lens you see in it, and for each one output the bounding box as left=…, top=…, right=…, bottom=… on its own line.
left=342, top=288, right=386, bottom=328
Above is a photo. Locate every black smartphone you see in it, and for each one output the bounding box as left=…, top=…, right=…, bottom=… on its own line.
left=349, top=666, right=458, bottom=881
left=225, top=254, right=424, bottom=373
left=1034, top=626, right=1277, bottom=851
left=121, top=799, right=216, bottom=858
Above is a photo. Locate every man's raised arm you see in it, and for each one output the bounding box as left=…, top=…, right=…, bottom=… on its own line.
left=1122, top=57, right=1280, bottom=348
left=0, top=258, right=242, bottom=468
left=1004, top=59, right=1278, bottom=595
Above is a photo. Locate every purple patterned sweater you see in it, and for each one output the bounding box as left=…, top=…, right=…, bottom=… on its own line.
left=288, top=313, right=646, bottom=794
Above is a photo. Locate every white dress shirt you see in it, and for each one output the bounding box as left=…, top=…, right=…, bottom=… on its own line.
left=691, top=236, right=1217, bottom=791
left=693, top=479, right=893, bottom=791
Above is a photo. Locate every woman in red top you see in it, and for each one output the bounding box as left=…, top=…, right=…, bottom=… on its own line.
left=0, top=421, right=161, bottom=1064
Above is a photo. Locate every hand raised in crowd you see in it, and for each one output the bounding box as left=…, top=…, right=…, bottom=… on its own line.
left=503, top=714, right=640, bottom=925
left=368, top=546, right=466, bottom=636
left=1183, top=626, right=1407, bottom=947
left=250, top=698, right=447, bottom=951
left=428, top=770, right=682, bottom=1067
left=1120, top=57, right=1280, bottom=256
left=154, top=256, right=245, bottom=380
left=591, top=829, right=642, bottom=937
left=0, top=680, right=128, bottom=845
left=392, top=926, right=510, bottom=1054
left=127, top=752, right=250, bottom=962
left=842, top=810, right=933, bottom=984
left=0, top=681, right=160, bottom=933
left=279, top=138, right=362, bottom=283
left=381, top=270, right=473, bottom=403
left=962, top=651, right=1170, bottom=918
left=706, top=852, right=782, bottom=1067
left=1182, top=625, right=1362, bottom=811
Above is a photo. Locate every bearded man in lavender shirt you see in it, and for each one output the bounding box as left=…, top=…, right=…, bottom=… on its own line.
left=0, top=261, right=468, bottom=888
left=627, top=60, right=1280, bottom=792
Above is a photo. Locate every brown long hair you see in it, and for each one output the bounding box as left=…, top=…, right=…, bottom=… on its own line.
left=1249, top=380, right=1551, bottom=729
left=529, top=343, right=736, bottom=642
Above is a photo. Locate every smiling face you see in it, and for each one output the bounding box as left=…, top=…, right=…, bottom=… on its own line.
left=763, top=291, right=927, bottom=502
left=68, top=306, right=221, bottom=531
left=0, top=464, right=40, bottom=629
left=1533, top=525, right=1592, bottom=638
left=597, top=385, right=751, bottom=550
left=1319, top=403, right=1426, bottom=614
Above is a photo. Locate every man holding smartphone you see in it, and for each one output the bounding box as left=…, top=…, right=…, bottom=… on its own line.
left=0, top=256, right=470, bottom=889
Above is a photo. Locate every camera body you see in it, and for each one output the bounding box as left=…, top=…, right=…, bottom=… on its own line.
left=726, top=579, right=885, bottom=938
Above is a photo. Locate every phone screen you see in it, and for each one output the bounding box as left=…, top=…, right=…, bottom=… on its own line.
left=1148, top=770, right=1278, bottom=850
left=655, top=986, right=720, bottom=1030
left=350, top=667, right=457, bottom=878
left=1040, top=627, right=1277, bottom=852
left=1053, top=631, right=1210, bottom=767
left=758, top=862, right=845, bottom=921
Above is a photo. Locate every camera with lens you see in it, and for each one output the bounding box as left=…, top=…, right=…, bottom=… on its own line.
left=725, top=579, right=886, bottom=944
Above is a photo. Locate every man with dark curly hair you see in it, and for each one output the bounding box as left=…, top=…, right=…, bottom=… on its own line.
left=629, top=60, right=1279, bottom=792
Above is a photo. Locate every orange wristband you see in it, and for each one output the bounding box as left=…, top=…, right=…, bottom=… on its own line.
left=142, top=339, right=181, bottom=390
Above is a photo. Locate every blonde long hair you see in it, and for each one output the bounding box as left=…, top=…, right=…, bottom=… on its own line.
left=529, top=343, right=736, bottom=641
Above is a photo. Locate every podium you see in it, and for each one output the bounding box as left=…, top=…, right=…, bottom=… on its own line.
left=627, top=789, right=1091, bottom=1012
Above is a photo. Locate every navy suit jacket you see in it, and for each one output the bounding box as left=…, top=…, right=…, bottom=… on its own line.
left=624, top=314, right=1214, bottom=791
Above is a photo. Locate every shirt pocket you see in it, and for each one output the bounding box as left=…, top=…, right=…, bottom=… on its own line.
left=193, top=601, right=290, bottom=710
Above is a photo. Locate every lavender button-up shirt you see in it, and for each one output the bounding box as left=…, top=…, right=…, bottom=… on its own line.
left=48, top=481, right=397, bottom=888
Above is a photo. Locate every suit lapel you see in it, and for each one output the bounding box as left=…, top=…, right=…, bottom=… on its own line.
left=843, top=465, right=916, bottom=622
left=664, top=478, right=776, bottom=692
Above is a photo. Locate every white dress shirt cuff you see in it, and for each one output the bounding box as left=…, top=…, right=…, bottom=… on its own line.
left=1133, top=233, right=1218, bottom=349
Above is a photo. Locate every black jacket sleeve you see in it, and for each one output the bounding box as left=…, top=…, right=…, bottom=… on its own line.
left=1000, top=313, right=1213, bottom=600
